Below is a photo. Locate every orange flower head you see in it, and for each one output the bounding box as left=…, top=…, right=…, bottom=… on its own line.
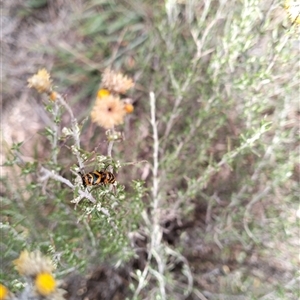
left=91, top=94, right=126, bottom=129
left=101, top=68, right=134, bottom=94
left=27, top=69, right=52, bottom=94
left=124, top=103, right=134, bottom=114
left=49, top=91, right=58, bottom=101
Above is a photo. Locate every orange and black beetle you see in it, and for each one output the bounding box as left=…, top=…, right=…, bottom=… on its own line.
left=79, top=170, right=116, bottom=187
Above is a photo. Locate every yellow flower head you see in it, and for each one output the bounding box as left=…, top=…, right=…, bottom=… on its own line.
left=91, top=94, right=126, bottom=129
left=101, top=68, right=134, bottom=94
left=27, top=69, right=52, bottom=94
left=285, top=0, right=300, bottom=25
left=0, top=284, right=8, bottom=300
left=13, top=250, right=54, bottom=277
left=97, top=89, right=111, bottom=98
left=35, top=272, right=56, bottom=296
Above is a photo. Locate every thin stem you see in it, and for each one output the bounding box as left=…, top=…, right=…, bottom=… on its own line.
left=107, top=141, right=114, bottom=158
left=56, top=93, right=84, bottom=171
left=243, top=186, right=271, bottom=242
left=150, top=92, right=160, bottom=205
left=40, top=166, right=118, bottom=230
left=107, top=127, right=115, bottom=160
left=162, top=64, right=195, bottom=142
left=149, top=92, right=166, bottom=299
left=134, top=92, right=163, bottom=299
left=51, top=101, right=60, bottom=165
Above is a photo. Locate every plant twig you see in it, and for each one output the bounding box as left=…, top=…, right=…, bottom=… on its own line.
left=134, top=92, right=165, bottom=299
left=150, top=92, right=160, bottom=207
left=56, top=93, right=84, bottom=171
left=243, top=186, right=271, bottom=242
left=51, top=101, right=60, bottom=165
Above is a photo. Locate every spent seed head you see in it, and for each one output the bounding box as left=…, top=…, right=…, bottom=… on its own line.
left=101, top=68, right=134, bottom=94
left=27, top=69, right=52, bottom=94
left=13, top=250, right=55, bottom=277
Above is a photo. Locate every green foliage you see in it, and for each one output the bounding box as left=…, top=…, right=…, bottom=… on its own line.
left=2, top=0, right=299, bottom=298
left=1, top=96, right=145, bottom=293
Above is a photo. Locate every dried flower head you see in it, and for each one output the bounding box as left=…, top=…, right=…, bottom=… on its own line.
left=13, top=250, right=54, bottom=277
left=35, top=272, right=57, bottom=296
left=27, top=69, right=52, bottom=94
left=285, top=0, right=300, bottom=24
left=101, top=68, right=134, bottom=94
left=91, top=95, right=126, bottom=129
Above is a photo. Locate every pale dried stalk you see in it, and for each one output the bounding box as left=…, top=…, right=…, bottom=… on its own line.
left=134, top=92, right=166, bottom=299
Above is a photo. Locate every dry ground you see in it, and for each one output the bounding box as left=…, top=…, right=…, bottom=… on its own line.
left=2, top=1, right=299, bottom=299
